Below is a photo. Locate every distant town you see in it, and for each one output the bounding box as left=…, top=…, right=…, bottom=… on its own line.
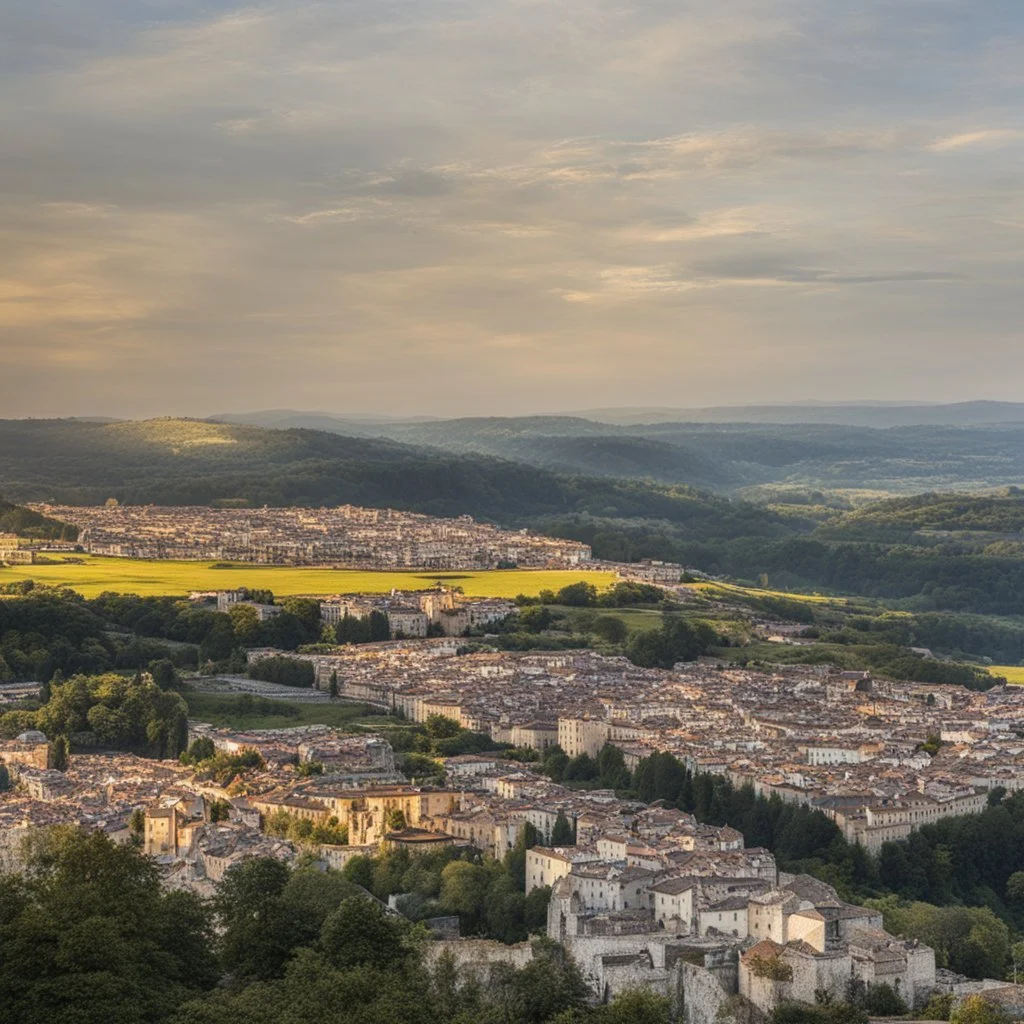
left=27, top=503, right=594, bottom=569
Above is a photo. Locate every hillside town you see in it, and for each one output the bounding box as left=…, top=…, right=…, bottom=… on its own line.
left=5, top=635, right=1024, bottom=1015
left=28, top=503, right=594, bottom=568
left=253, top=642, right=1018, bottom=851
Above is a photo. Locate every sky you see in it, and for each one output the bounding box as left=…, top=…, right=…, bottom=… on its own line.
left=1, top=0, right=1022, bottom=418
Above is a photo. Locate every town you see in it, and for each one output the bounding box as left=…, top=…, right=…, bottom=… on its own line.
left=4, top=634, right=1024, bottom=1018
left=27, top=503, right=594, bottom=568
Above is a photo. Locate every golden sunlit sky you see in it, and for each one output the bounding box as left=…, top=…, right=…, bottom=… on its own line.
left=1, top=0, right=1022, bottom=417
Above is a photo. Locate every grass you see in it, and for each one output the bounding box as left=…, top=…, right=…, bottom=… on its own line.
left=989, top=666, right=1024, bottom=685
left=551, top=604, right=664, bottom=634
left=0, top=553, right=617, bottom=600
left=598, top=608, right=665, bottom=634
left=690, top=580, right=847, bottom=606
left=182, top=691, right=397, bottom=730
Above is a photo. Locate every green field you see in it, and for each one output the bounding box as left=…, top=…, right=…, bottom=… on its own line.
left=989, top=665, right=1024, bottom=685
left=182, top=692, right=399, bottom=730
left=0, top=553, right=617, bottom=599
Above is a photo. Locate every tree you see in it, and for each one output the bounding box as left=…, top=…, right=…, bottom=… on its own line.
left=504, top=823, right=540, bottom=888
left=861, top=983, right=908, bottom=1016
left=426, top=714, right=462, bottom=739
left=214, top=857, right=305, bottom=981
left=597, top=744, right=631, bottom=789
left=128, top=807, right=145, bottom=838
left=248, top=656, right=314, bottom=688
left=488, top=937, right=591, bottom=1023
left=199, top=615, right=236, bottom=663
left=593, top=615, right=628, bottom=644
left=209, top=798, right=231, bottom=822
left=0, top=763, right=10, bottom=792
left=556, top=582, right=597, bottom=607
left=335, top=613, right=369, bottom=645
left=950, top=995, right=1010, bottom=1024
left=0, top=827, right=217, bottom=1022
left=340, top=855, right=375, bottom=891
left=328, top=670, right=339, bottom=698
left=562, top=753, right=599, bottom=782
left=148, top=658, right=180, bottom=690
left=50, top=735, right=69, bottom=771
left=597, top=987, right=673, bottom=1024
left=281, top=598, right=322, bottom=642
left=368, top=611, right=391, bottom=642
left=318, top=896, right=409, bottom=971
left=484, top=872, right=528, bottom=944
left=1006, top=871, right=1024, bottom=909
left=182, top=735, right=216, bottom=765
left=440, top=860, right=491, bottom=928
left=519, top=606, right=554, bottom=633
left=541, top=746, right=569, bottom=782
left=550, top=811, right=575, bottom=846
left=874, top=901, right=1010, bottom=980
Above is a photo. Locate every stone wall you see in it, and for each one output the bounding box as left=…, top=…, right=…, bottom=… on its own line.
left=424, top=938, right=534, bottom=979
left=678, top=959, right=739, bottom=1024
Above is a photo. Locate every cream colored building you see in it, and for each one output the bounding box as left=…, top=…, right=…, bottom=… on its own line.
left=558, top=717, right=611, bottom=759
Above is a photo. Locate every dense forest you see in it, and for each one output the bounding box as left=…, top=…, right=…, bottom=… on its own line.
left=0, top=827, right=692, bottom=1024
left=0, top=498, right=77, bottom=541
left=0, top=587, right=341, bottom=686
left=0, top=419, right=802, bottom=533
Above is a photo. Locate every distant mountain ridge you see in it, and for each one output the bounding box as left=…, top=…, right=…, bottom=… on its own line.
left=212, top=401, right=1024, bottom=430
left=567, top=400, right=1024, bottom=427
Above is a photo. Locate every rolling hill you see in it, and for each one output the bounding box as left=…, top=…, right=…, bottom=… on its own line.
left=0, top=418, right=802, bottom=541
left=0, top=498, right=77, bottom=541
left=7, top=417, right=1024, bottom=617
left=211, top=411, right=1024, bottom=494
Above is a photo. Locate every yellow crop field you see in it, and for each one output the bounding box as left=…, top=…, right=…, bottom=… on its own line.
left=690, top=581, right=843, bottom=606
left=0, top=553, right=617, bottom=600
left=989, top=665, right=1024, bottom=685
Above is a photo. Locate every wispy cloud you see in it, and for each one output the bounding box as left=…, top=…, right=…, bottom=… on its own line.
left=928, top=128, right=1024, bottom=152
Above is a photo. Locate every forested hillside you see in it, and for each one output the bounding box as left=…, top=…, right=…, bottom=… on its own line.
left=0, top=498, right=77, bottom=541
left=220, top=412, right=1024, bottom=495
left=0, top=418, right=805, bottom=537
left=6, top=419, right=1024, bottom=618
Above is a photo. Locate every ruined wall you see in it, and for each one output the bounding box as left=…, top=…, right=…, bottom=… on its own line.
left=739, top=968, right=787, bottom=1017
left=424, top=938, right=534, bottom=979
left=678, top=960, right=738, bottom=1024
left=601, top=959, right=672, bottom=1002
left=786, top=952, right=850, bottom=1006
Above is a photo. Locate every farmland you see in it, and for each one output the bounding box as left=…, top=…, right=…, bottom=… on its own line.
left=689, top=580, right=848, bottom=607
left=0, top=553, right=617, bottom=599
left=990, top=665, right=1024, bottom=685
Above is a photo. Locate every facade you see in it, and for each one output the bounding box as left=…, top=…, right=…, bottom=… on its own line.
left=559, top=717, right=612, bottom=759
left=0, top=732, right=51, bottom=770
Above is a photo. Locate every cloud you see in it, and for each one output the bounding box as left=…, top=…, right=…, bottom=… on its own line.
left=928, top=129, right=1024, bottom=152
left=0, top=0, right=1022, bottom=416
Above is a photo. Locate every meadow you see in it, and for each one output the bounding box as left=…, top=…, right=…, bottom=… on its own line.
left=690, top=580, right=847, bottom=606
left=989, top=665, right=1024, bottom=685
left=0, top=553, right=617, bottom=599
left=181, top=692, right=398, bottom=731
